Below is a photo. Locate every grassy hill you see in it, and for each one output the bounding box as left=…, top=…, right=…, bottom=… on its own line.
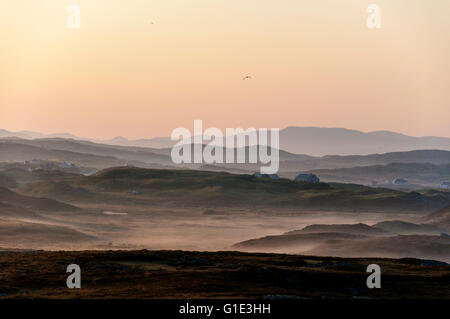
left=0, top=186, right=80, bottom=214
left=1, top=165, right=449, bottom=212
left=3, top=137, right=450, bottom=176
left=373, top=220, right=445, bottom=235
left=285, top=223, right=390, bottom=236
left=65, top=167, right=450, bottom=211
left=0, top=142, right=127, bottom=169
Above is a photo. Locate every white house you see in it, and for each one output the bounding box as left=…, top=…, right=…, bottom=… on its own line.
left=59, top=161, right=73, bottom=168
left=295, top=173, right=320, bottom=184
left=392, top=178, right=408, bottom=186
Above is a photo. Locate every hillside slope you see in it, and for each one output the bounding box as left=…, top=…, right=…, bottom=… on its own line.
left=0, top=187, right=80, bottom=214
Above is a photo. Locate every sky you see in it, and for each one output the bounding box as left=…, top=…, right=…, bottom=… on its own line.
left=0, top=0, right=449, bottom=139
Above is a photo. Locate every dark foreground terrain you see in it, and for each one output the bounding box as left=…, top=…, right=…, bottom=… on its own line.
left=0, top=250, right=448, bottom=299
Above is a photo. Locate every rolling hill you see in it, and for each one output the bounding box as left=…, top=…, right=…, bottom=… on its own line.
left=305, top=235, right=450, bottom=262
left=15, top=166, right=446, bottom=212
left=3, top=138, right=450, bottom=179
left=421, top=205, right=450, bottom=229
left=293, top=162, right=450, bottom=187
left=3, top=126, right=450, bottom=155
left=284, top=223, right=390, bottom=236
left=233, top=222, right=450, bottom=262
left=0, top=186, right=80, bottom=215
left=0, top=142, right=128, bottom=169
left=0, top=219, right=97, bottom=247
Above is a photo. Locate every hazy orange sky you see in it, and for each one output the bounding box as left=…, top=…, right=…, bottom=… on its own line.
left=1, top=0, right=449, bottom=139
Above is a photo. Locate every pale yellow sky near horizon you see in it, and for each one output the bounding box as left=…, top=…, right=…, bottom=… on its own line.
left=0, top=0, right=449, bottom=139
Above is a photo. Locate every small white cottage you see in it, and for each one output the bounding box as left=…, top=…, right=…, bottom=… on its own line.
left=295, top=173, right=320, bottom=184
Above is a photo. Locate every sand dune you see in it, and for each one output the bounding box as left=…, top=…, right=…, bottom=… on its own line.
left=285, top=223, right=390, bottom=236
left=0, top=219, right=97, bottom=248
left=0, top=187, right=80, bottom=213
left=233, top=220, right=450, bottom=262
left=307, top=235, right=450, bottom=262
left=422, top=205, right=450, bottom=229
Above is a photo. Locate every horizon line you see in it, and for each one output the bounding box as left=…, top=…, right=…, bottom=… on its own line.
left=2, top=125, right=450, bottom=141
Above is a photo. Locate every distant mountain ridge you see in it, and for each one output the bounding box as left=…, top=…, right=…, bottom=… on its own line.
left=0, top=129, right=171, bottom=149
left=0, top=129, right=78, bottom=140
left=2, top=127, right=450, bottom=155
left=279, top=127, right=450, bottom=155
